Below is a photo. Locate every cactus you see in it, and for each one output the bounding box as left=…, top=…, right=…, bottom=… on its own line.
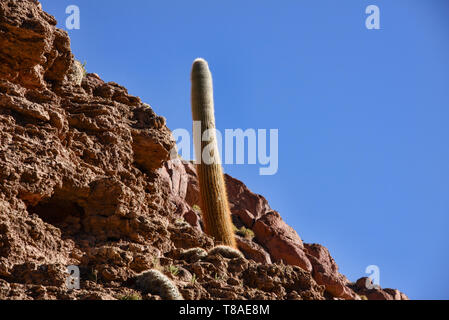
left=135, top=269, right=184, bottom=300
left=190, top=58, right=236, bottom=248
left=208, top=245, right=245, bottom=260
left=179, top=247, right=208, bottom=262
left=66, top=60, right=85, bottom=86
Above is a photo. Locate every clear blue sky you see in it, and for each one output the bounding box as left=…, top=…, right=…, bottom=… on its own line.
left=40, top=0, right=449, bottom=299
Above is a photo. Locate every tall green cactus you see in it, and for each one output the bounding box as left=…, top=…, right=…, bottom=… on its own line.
left=190, top=58, right=236, bottom=248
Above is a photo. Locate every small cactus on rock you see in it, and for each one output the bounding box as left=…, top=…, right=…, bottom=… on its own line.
left=135, top=269, right=184, bottom=300
left=179, top=247, right=208, bottom=262
left=208, top=245, right=245, bottom=260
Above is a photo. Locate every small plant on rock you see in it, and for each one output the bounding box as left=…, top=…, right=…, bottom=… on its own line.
left=214, top=273, right=224, bottom=281
left=235, top=226, right=255, bottom=240
left=151, top=257, right=164, bottom=272
left=119, top=293, right=142, bottom=300
left=76, top=59, right=87, bottom=77
left=166, top=264, right=179, bottom=277
left=191, top=274, right=197, bottom=285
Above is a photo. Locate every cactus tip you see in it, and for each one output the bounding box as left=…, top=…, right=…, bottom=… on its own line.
left=193, top=57, right=208, bottom=65
left=192, top=58, right=210, bottom=76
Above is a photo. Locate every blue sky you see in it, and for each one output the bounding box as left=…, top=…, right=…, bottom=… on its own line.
left=39, top=0, right=449, bottom=299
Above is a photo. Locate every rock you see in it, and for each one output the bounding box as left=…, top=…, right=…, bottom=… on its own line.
left=183, top=209, right=201, bottom=229
left=355, top=277, right=374, bottom=290
left=236, top=236, right=272, bottom=264
left=131, top=127, right=174, bottom=174
left=224, top=174, right=271, bottom=225
left=242, top=264, right=325, bottom=300
left=304, top=243, right=357, bottom=300
left=400, top=292, right=410, bottom=300
left=157, top=159, right=192, bottom=217
left=365, top=289, right=393, bottom=300
left=253, top=211, right=312, bottom=272
left=351, top=277, right=408, bottom=300
left=384, top=288, right=403, bottom=300
left=0, top=0, right=72, bottom=89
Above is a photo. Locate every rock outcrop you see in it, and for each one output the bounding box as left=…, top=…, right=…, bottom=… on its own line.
left=0, top=0, right=408, bottom=300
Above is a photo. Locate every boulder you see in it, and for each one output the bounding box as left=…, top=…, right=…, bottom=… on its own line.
left=304, top=243, right=357, bottom=300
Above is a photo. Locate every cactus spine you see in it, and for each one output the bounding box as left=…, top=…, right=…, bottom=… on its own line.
left=190, top=58, right=236, bottom=248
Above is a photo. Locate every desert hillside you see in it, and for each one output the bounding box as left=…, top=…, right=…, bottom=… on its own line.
left=0, top=0, right=407, bottom=300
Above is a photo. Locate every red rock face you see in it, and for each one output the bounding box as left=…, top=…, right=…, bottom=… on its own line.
left=0, top=0, right=407, bottom=300
left=0, top=0, right=72, bottom=89
left=304, top=243, right=357, bottom=299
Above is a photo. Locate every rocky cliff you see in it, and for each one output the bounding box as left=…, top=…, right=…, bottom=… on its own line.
left=0, top=0, right=408, bottom=300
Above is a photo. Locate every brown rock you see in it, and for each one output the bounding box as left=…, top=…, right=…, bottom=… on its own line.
left=351, top=277, right=407, bottom=300
left=236, top=236, right=272, bottom=264
left=253, top=211, right=311, bottom=272
left=304, top=243, right=357, bottom=300
left=365, top=289, right=393, bottom=300
left=224, top=174, right=271, bottom=224
left=183, top=209, right=201, bottom=229
left=242, top=263, right=324, bottom=300
left=158, top=159, right=192, bottom=217
left=355, top=277, right=374, bottom=290
left=0, top=0, right=73, bottom=88
left=384, top=288, right=403, bottom=300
